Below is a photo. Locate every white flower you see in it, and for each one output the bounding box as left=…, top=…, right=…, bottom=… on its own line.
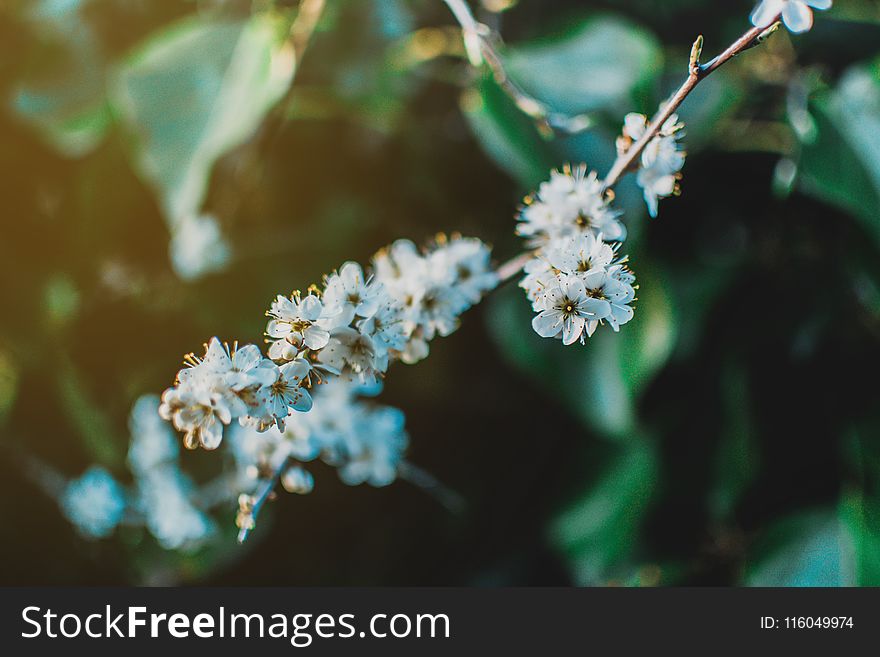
left=264, top=359, right=313, bottom=429
left=128, top=395, right=178, bottom=475
left=517, top=166, right=626, bottom=245
left=620, top=113, right=686, bottom=218
left=159, top=339, right=309, bottom=449
left=135, top=467, right=215, bottom=551
left=322, top=261, right=384, bottom=326
left=266, top=292, right=336, bottom=361
left=319, top=327, right=380, bottom=382
left=544, top=232, right=615, bottom=277
left=336, top=406, right=408, bottom=487
left=519, top=256, right=557, bottom=304
left=357, top=297, right=408, bottom=356
left=532, top=274, right=611, bottom=345
left=159, top=383, right=232, bottom=450
left=429, top=236, right=498, bottom=305
left=281, top=466, right=315, bottom=494
left=169, top=213, right=231, bottom=281
left=60, top=467, right=126, bottom=539
left=751, top=0, right=831, bottom=33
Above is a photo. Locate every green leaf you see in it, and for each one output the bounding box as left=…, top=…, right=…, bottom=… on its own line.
left=460, top=75, right=556, bottom=190
left=112, top=12, right=296, bottom=227
left=550, top=439, right=658, bottom=585
left=743, top=508, right=856, bottom=587
left=709, top=361, right=759, bottom=521
left=502, top=15, right=663, bottom=117
left=840, top=490, right=880, bottom=585
left=798, top=60, right=880, bottom=242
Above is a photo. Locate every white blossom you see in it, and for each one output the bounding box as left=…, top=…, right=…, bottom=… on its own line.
left=517, top=166, right=626, bottom=246
left=521, top=233, right=637, bottom=345
left=266, top=292, right=337, bottom=361
left=60, top=467, right=126, bottom=539
left=619, top=113, right=686, bottom=218
left=159, top=338, right=294, bottom=450
left=751, top=0, right=831, bottom=34
left=322, top=261, right=384, bottom=325
left=169, top=213, right=231, bottom=281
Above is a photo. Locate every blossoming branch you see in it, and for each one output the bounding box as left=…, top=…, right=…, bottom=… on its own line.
left=138, top=0, right=832, bottom=544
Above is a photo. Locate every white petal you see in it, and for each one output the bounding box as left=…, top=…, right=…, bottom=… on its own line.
left=806, top=0, right=831, bottom=9
left=532, top=312, right=562, bottom=338
left=266, top=320, right=289, bottom=339
left=562, top=315, right=585, bottom=345
left=299, top=295, right=323, bottom=321
left=303, top=326, right=330, bottom=350
left=582, top=297, right=611, bottom=319
left=783, top=1, right=813, bottom=32
left=751, top=0, right=785, bottom=27
left=232, top=344, right=262, bottom=371
left=290, top=389, right=313, bottom=413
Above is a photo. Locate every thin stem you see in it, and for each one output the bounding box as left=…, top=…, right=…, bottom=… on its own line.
left=398, top=460, right=466, bottom=514
left=236, top=450, right=291, bottom=544
left=602, top=21, right=779, bottom=190
left=490, top=20, right=783, bottom=284
left=443, top=0, right=592, bottom=135
left=496, top=251, right=532, bottom=285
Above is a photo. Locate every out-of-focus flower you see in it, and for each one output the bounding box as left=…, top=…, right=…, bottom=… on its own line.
left=135, top=467, right=215, bottom=551
left=751, top=0, right=832, bottom=34
left=618, top=113, right=686, bottom=218
left=60, top=467, right=126, bottom=539
left=169, top=214, right=231, bottom=281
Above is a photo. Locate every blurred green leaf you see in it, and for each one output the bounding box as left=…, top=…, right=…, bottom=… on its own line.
left=799, top=60, right=880, bottom=242
left=503, top=15, right=663, bottom=117
left=0, top=348, right=18, bottom=427
left=743, top=508, right=856, bottom=586
left=840, top=490, right=880, bottom=585
left=56, top=358, right=124, bottom=468
left=460, top=75, right=556, bottom=189
left=12, top=0, right=111, bottom=156
left=550, top=439, right=658, bottom=585
left=112, top=11, right=296, bottom=226
left=709, top=361, right=758, bottom=521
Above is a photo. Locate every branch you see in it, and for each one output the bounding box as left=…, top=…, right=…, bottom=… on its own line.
left=602, top=21, right=780, bottom=190
left=398, top=460, right=466, bottom=514
left=236, top=448, right=292, bottom=544
left=443, top=0, right=593, bottom=136
left=490, top=19, right=783, bottom=285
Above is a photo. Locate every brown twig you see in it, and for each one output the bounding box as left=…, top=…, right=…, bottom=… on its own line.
left=491, top=19, right=783, bottom=284
left=602, top=21, right=780, bottom=190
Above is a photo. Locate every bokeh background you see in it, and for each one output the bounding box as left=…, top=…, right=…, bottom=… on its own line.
left=1, top=0, right=880, bottom=586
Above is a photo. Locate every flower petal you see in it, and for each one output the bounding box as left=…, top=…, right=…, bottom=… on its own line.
left=783, top=0, right=813, bottom=32
left=750, top=0, right=785, bottom=28
left=532, top=312, right=562, bottom=338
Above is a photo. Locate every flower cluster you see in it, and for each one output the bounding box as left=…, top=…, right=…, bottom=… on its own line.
left=751, top=0, right=831, bottom=34
left=160, top=235, right=494, bottom=450
left=229, top=378, right=408, bottom=501
left=618, top=113, right=686, bottom=218
left=159, top=339, right=307, bottom=450
left=60, top=396, right=215, bottom=550
left=517, top=166, right=626, bottom=246
left=518, top=165, right=637, bottom=345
